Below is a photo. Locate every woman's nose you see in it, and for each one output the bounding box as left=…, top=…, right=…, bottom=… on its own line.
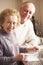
left=10, top=23, right=14, bottom=28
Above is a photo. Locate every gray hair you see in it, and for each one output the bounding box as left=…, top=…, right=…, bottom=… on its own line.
left=21, top=2, right=35, bottom=14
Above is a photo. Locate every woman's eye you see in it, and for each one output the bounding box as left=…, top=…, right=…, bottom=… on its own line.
left=7, top=21, right=11, bottom=24
left=13, top=22, right=17, bottom=25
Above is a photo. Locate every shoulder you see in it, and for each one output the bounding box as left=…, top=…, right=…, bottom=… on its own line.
left=0, top=28, right=4, bottom=45
left=28, top=20, right=33, bottom=26
left=0, top=28, right=3, bottom=38
left=26, top=20, right=33, bottom=29
left=0, top=29, right=2, bottom=38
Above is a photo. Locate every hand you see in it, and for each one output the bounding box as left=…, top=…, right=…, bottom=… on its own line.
left=33, top=47, right=39, bottom=50
left=12, top=53, right=26, bottom=61
left=26, top=47, right=39, bottom=52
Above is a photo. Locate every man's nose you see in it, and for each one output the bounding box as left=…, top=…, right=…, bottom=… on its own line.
left=26, top=12, right=30, bottom=17
left=10, top=23, right=14, bottom=28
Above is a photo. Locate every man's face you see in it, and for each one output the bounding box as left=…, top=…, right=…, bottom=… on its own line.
left=20, top=4, right=33, bottom=23
left=2, top=15, right=18, bottom=34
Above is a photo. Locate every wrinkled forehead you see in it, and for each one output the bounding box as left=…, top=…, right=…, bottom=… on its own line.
left=5, top=15, right=18, bottom=23
left=22, top=3, right=35, bottom=14
left=10, top=15, right=18, bottom=23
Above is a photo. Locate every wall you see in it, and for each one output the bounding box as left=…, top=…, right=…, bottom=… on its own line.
left=38, top=0, right=43, bottom=35
left=0, top=0, right=22, bottom=12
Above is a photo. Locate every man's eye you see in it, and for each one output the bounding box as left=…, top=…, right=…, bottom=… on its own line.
left=13, top=22, right=15, bottom=24
left=26, top=10, right=28, bottom=13
left=13, top=22, right=16, bottom=25
left=29, top=11, right=32, bottom=14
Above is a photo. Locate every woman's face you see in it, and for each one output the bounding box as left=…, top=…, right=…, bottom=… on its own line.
left=2, top=15, right=18, bottom=34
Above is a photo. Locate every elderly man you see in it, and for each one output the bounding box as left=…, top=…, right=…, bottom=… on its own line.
left=15, top=2, right=43, bottom=65
left=15, top=2, right=41, bottom=47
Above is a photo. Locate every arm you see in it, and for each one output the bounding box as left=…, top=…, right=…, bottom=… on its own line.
left=0, top=42, right=25, bottom=65
left=0, top=43, right=14, bottom=65
left=19, top=46, right=38, bottom=53
left=24, top=21, right=40, bottom=47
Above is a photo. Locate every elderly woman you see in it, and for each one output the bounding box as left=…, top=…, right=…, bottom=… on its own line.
left=0, top=9, right=26, bottom=65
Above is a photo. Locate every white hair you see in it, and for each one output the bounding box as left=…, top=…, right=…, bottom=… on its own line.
left=27, top=2, right=35, bottom=14
left=21, top=2, right=36, bottom=14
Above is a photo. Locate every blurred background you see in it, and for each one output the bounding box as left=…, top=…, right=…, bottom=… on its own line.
left=0, top=0, right=43, bottom=37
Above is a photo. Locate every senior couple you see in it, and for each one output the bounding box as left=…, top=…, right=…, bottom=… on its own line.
left=0, top=2, right=42, bottom=65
